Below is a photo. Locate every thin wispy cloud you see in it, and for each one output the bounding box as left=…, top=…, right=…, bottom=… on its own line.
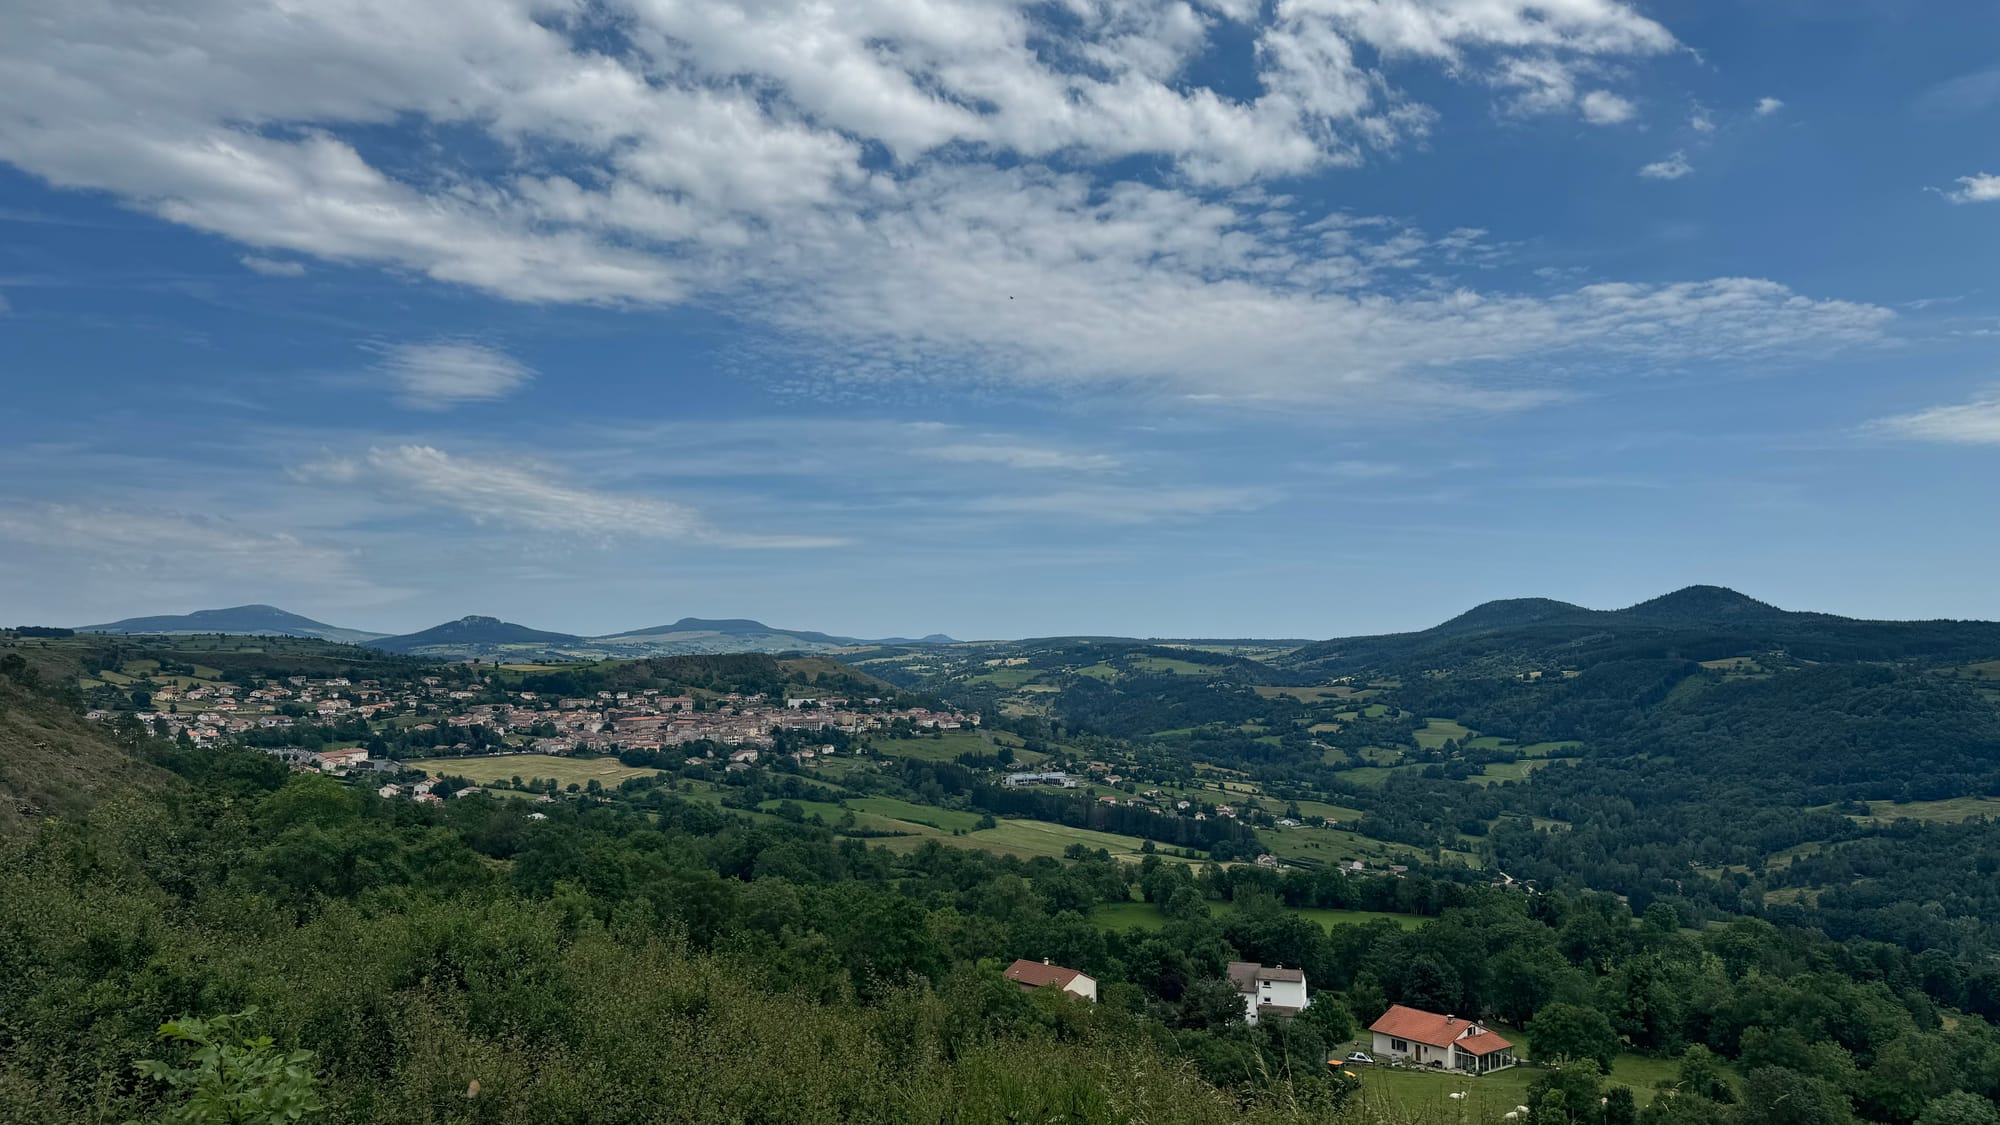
left=298, top=445, right=846, bottom=548
left=918, top=442, right=1121, bottom=472
left=1914, top=68, right=2000, bottom=116
left=969, top=486, right=1272, bottom=524
left=239, top=254, right=305, bottom=278
left=1873, top=391, right=2000, bottom=444
left=0, top=503, right=389, bottom=605
left=380, top=342, right=535, bottom=410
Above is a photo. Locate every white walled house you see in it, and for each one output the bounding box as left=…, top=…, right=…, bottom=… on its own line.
left=1368, top=1005, right=1517, bottom=1074
left=1003, top=958, right=1098, bottom=1002
left=1227, top=962, right=1309, bottom=1025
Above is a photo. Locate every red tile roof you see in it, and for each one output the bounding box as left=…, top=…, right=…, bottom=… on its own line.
left=1369, top=1005, right=1514, bottom=1055
left=1004, top=959, right=1090, bottom=990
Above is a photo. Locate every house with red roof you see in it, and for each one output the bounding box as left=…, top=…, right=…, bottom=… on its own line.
left=1003, top=958, right=1098, bottom=1002
left=1368, top=1005, right=1517, bottom=1074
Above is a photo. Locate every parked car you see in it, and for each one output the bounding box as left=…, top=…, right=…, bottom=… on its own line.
left=1345, top=1052, right=1375, bottom=1065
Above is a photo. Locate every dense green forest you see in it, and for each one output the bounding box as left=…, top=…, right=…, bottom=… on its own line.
left=8, top=641, right=2000, bottom=1125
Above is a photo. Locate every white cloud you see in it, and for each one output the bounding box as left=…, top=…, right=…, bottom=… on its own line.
left=1943, top=174, right=2000, bottom=204
left=0, top=503, right=386, bottom=605
left=0, top=0, right=1888, bottom=414
left=968, top=486, right=1271, bottom=523
left=1874, top=392, right=2000, bottom=444
left=1580, top=91, right=1637, bottom=125
left=299, top=445, right=844, bottom=548
left=1639, top=151, right=1694, bottom=180
left=917, top=442, right=1121, bottom=472
left=239, top=254, right=305, bottom=277
left=1754, top=96, right=1785, bottom=116
left=1689, top=108, right=1715, bottom=134
left=380, top=342, right=534, bottom=409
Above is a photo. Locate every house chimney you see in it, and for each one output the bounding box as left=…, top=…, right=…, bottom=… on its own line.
left=1043, top=958, right=1050, bottom=965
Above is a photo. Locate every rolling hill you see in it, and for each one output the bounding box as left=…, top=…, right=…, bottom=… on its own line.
left=78, top=605, right=386, bottom=645
left=369, top=615, right=584, bottom=656
left=1282, top=585, right=2000, bottom=675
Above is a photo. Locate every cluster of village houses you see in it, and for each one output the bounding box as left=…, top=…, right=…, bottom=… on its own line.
left=1001, top=958, right=1517, bottom=1073
left=91, top=673, right=978, bottom=778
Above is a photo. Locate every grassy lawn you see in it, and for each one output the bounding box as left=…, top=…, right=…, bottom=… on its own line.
left=1345, top=1050, right=1724, bottom=1117
left=1349, top=1064, right=1537, bottom=1123
left=407, top=753, right=669, bottom=788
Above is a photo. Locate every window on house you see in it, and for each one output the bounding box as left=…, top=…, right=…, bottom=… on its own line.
left=1390, top=1038, right=1408, bottom=1052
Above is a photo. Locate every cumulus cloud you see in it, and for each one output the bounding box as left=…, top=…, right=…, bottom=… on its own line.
left=1755, top=96, right=1785, bottom=116
left=1639, top=152, right=1694, bottom=180
left=1873, top=391, right=2000, bottom=443
left=1580, top=91, right=1637, bottom=125
left=299, top=445, right=844, bottom=548
left=240, top=254, right=305, bottom=277
left=381, top=342, right=534, bottom=409
left=0, top=0, right=1889, bottom=413
left=1943, top=174, right=2000, bottom=204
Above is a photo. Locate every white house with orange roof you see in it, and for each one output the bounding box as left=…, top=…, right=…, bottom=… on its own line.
left=1368, top=1005, right=1517, bottom=1073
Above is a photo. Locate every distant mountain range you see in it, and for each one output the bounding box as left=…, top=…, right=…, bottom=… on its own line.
left=76, top=607, right=958, bottom=660
left=1281, top=584, right=2000, bottom=675
left=74, top=586, right=1998, bottom=667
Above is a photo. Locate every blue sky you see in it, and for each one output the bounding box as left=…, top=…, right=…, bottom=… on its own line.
left=2, top=0, right=1997, bottom=640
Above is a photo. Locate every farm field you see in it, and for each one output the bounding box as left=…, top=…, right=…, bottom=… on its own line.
left=1848, top=795, right=2000, bottom=824
left=867, top=729, right=993, bottom=761
left=878, top=817, right=1158, bottom=862
left=755, top=798, right=927, bottom=834
left=1467, top=758, right=1578, bottom=785
left=1413, top=718, right=1475, bottom=749
left=407, top=753, right=669, bottom=788
left=844, top=796, right=987, bottom=832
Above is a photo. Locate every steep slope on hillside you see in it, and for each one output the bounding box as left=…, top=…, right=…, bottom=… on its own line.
left=0, top=666, right=166, bottom=833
